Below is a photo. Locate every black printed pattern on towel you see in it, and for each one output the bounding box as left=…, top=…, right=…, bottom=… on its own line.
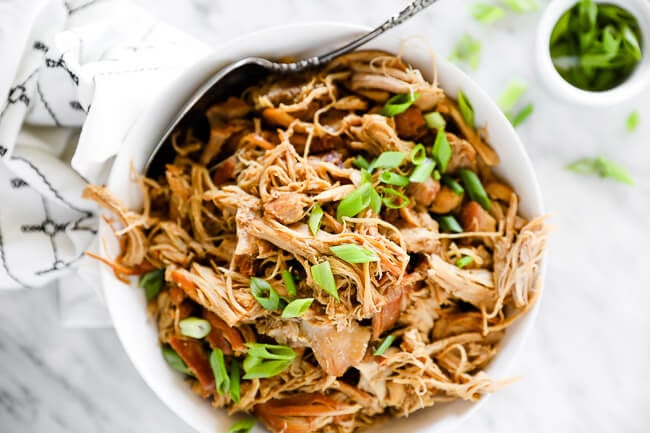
left=0, top=69, right=39, bottom=122
left=69, top=101, right=85, bottom=111
left=64, top=0, right=103, bottom=16
left=21, top=197, right=84, bottom=275
left=44, top=55, right=79, bottom=86
left=0, top=226, right=31, bottom=289
left=10, top=178, right=28, bottom=188
left=36, top=83, right=61, bottom=126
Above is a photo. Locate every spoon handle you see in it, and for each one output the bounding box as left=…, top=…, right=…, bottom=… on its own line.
left=270, top=0, right=438, bottom=73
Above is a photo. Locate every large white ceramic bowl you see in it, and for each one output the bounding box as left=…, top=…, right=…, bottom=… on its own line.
left=99, top=23, right=545, bottom=433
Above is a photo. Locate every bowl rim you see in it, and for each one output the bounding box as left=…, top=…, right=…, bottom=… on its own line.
left=99, top=21, right=547, bottom=433
left=536, top=0, right=650, bottom=106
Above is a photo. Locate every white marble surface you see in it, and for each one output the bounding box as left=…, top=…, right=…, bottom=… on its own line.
left=2, top=0, right=650, bottom=432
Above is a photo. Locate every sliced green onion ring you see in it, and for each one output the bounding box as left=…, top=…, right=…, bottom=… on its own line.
left=369, top=187, right=382, bottom=215
left=309, top=203, right=324, bottom=236
left=409, top=160, right=436, bottom=183
left=459, top=168, right=492, bottom=211
left=510, top=103, right=534, bottom=127
left=281, top=298, right=314, bottom=318
left=281, top=270, right=297, bottom=297
left=456, top=256, right=475, bottom=268
left=369, top=151, right=408, bottom=171
left=374, top=335, right=396, bottom=356
left=442, top=176, right=464, bottom=195
left=457, top=90, right=475, bottom=127
left=423, top=111, right=446, bottom=129
left=330, top=244, right=379, bottom=264
left=229, top=359, right=241, bottom=403
left=438, top=215, right=463, bottom=233
left=227, top=418, right=256, bottom=433
left=379, top=171, right=410, bottom=187
left=179, top=317, right=212, bottom=339
left=337, top=182, right=373, bottom=221
left=352, top=156, right=370, bottom=170
left=471, top=3, right=505, bottom=24
left=432, top=128, right=452, bottom=173
left=380, top=92, right=420, bottom=117
left=161, top=345, right=193, bottom=376
left=311, top=261, right=339, bottom=300
left=139, top=268, right=164, bottom=301
left=409, top=144, right=427, bottom=165
left=249, top=277, right=280, bottom=310
left=209, top=348, right=230, bottom=395
left=381, top=188, right=410, bottom=209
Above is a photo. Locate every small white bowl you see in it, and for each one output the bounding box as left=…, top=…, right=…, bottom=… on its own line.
left=99, top=23, right=545, bottom=433
left=536, top=0, right=650, bottom=105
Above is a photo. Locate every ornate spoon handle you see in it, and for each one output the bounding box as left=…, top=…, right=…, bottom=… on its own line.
left=270, top=0, right=438, bottom=73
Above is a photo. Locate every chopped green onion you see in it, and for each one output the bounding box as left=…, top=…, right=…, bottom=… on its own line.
left=246, top=343, right=296, bottom=361
left=626, top=110, right=639, bottom=132
left=249, top=277, right=280, bottom=310
left=438, top=215, right=463, bottom=233
left=565, top=156, right=634, bottom=185
left=161, top=345, right=193, bottom=376
left=442, top=176, right=464, bottom=195
left=242, top=343, right=296, bottom=379
left=369, top=151, right=408, bottom=171
left=369, top=187, right=382, bottom=215
left=179, top=317, right=212, bottom=339
left=281, top=270, right=297, bottom=297
left=457, top=90, right=475, bottom=128
left=281, top=298, right=314, bottom=318
left=510, top=103, right=534, bottom=127
left=229, top=359, right=241, bottom=403
left=330, top=244, right=379, bottom=264
left=456, top=256, right=475, bottom=268
left=409, top=160, right=436, bottom=183
left=449, top=33, right=482, bottom=70
left=337, top=182, right=373, bottom=221
left=471, top=3, right=505, bottom=24
left=380, top=92, right=420, bottom=117
left=501, top=0, right=540, bottom=13
left=209, top=349, right=230, bottom=395
left=311, top=261, right=339, bottom=300
left=458, top=168, right=492, bottom=211
left=432, top=170, right=442, bottom=181
left=498, top=79, right=528, bottom=113
left=379, top=171, right=410, bottom=187
left=353, top=156, right=370, bottom=170
left=432, top=128, right=452, bottom=173
left=409, top=144, right=428, bottom=165
left=423, top=112, right=446, bottom=130
left=139, top=269, right=164, bottom=301
left=309, top=203, right=324, bottom=236
left=227, top=418, right=256, bottom=433
left=374, top=335, right=396, bottom=356
left=382, top=188, right=410, bottom=209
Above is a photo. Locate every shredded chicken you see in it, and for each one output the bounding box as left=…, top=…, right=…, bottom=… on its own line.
left=84, top=50, right=548, bottom=433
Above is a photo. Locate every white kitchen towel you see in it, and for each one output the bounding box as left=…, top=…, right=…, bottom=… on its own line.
left=0, top=0, right=209, bottom=325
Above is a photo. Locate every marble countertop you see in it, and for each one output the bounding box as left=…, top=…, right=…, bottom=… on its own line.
left=2, top=0, right=649, bottom=432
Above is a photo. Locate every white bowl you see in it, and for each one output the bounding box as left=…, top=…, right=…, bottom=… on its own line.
left=536, top=0, right=650, bottom=106
left=99, top=23, right=545, bottom=433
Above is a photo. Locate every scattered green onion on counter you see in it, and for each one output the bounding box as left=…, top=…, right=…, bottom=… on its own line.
left=565, top=156, right=634, bottom=184
left=449, top=33, right=482, bottom=70
left=503, top=0, right=540, bottom=13
left=471, top=3, right=505, bottom=24
left=626, top=110, right=640, bottom=132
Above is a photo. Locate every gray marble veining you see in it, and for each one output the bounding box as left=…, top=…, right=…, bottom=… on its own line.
left=2, top=0, right=650, bottom=432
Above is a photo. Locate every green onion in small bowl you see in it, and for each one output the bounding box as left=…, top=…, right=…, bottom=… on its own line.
left=537, top=0, right=650, bottom=104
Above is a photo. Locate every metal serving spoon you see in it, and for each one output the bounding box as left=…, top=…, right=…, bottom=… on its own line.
left=144, top=0, right=438, bottom=177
